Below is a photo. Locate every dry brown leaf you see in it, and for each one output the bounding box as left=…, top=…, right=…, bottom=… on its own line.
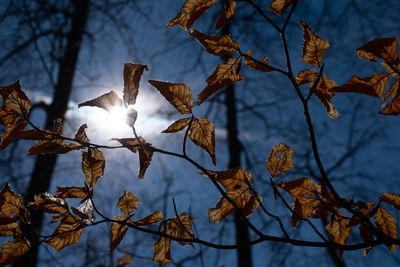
left=148, top=80, right=193, bottom=114
left=326, top=212, right=352, bottom=247
left=167, top=0, right=218, bottom=30
left=268, top=0, right=293, bottom=15
left=333, top=73, right=390, bottom=98
left=380, top=79, right=400, bottom=115
left=0, top=182, right=28, bottom=219
left=267, top=143, right=294, bottom=177
left=117, top=190, right=140, bottom=215
left=0, top=215, right=19, bottom=226
left=244, top=50, right=274, bottom=72
left=162, top=118, right=191, bottom=133
left=291, top=197, right=319, bottom=228
left=207, top=168, right=252, bottom=191
left=197, top=57, right=243, bottom=105
left=189, top=118, right=216, bottom=165
left=189, top=29, right=240, bottom=55
left=28, top=141, right=81, bottom=155
left=0, top=240, right=30, bottom=266
left=373, top=206, right=398, bottom=252
left=117, top=253, right=133, bottom=267
left=82, top=148, right=105, bottom=188
left=215, top=0, right=236, bottom=29
left=152, top=235, right=172, bottom=266
left=123, top=62, right=148, bottom=106
left=380, top=192, right=400, bottom=210
left=55, top=186, right=88, bottom=199
left=74, top=124, right=90, bottom=144
left=356, top=37, right=399, bottom=64
left=46, top=216, right=84, bottom=251
left=0, top=81, right=31, bottom=150
left=29, top=193, right=68, bottom=215
left=0, top=222, right=20, bottom=238
left=71, top=198, right=95, bottom=225
left=277, top=177, right=317, bottom=199
left=78, top=90, right=123, bottom=112
left=110, top=214, right=130, bottom=253
left=299, top=20, right=330, bottom=67
left=134, top=211, right=164, bottom=226
left=359, top=225, right=374, bottom=256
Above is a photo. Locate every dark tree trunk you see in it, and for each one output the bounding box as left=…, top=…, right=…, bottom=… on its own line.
left=222, top=22, right=252, bottom=267
left=14, top=0, right=90, bottom=266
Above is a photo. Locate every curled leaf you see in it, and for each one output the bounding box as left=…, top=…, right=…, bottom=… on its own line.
left=123, top=62, right=148, bottom=106
left=0, top=183, right=28, bottom=219
left=244, top=50, right=274, bottom=72
left=55, top=186, right=88, bottom=199
left=215, top=0, right=236, bottom=29
left=82, top=148, right=105, bottom=188
left=333, top=73, right=390, bottom=98
left=267, top=143, right=294, bottom=177
left=189, top=118, right=216, bottom=165
left=71, top=198, right=95, bottom=225
left=134, top=211, right=164, bottom=226
left=0, top=240, right=30, bottom=265
left=167, top=0, right=218, bottom=30
left=356, top=37, right=399, bottom=64
left=268, top=0, right=293, bottom=15
left=299, top=20, right=330, bottom=67
left=373, top=206, right=398, bottom=252
left=78, top=90, right=123, bottom=112
left=74, top=124, right=90, bottom=144
left=28, top=141, right=81, bottom=155
left=162, top=118, right=191, bottom=133
left=189, top=29, right=240, bottom=56
left=380, top=192, right=400, bottom=210
left=207, top=168, right=252, bottom=191
left=126, top=108, right=138, bottom=127
left=110, top=214, right=130, bottom=253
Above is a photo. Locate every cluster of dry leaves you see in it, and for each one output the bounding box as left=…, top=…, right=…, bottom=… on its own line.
left=1, top=0, right=400, bottom=265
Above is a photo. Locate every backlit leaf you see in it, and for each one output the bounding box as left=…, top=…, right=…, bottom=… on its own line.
left=291, top=197, right=319, bottom=228
left=117, top=253, right=132, bottom=267
left=380, top=79, right=400, bottom=115
left=189, top=29, right=240, bottom=56
left=71, top=198, right=95, bottom=225
left=215, top=0, right=236, bottom=29
left=268, top=0, right=293, bottom=15
left=0, top=182, right=27, bottom=219
left=74, top=124, right=90, bottom=144
left=267, top=143, right=294, bottom=177
left=197, top=57, right=243, bottom=105
left=167, top=0, right=218, bottom=30
left=189, top=118, right=216, bottom=165
left=380, top=192, right=400, bottom=210
left=152, top=235, right=172, bottom=266
left=134, top=211, right=164, bottom=226
left=82, top=148, right=105, bottom=188
left=207, top=168, right=252, bottom=191
left=110, top=214, right=130, bottom=253
left=326, top=212, right=352, bottom=245
left=0, top=222, right=20, bottom=237
left=117, top=190, right=140, bottom=215
left=55, top=186, right=88, bottom=199
left=28, top=141, right=81, bottom=155
left=123, top=62, right=148, bottom=106
left=0, top=240, right=30, bottom=266
left=244, top=50, right=274, bottom=72
left=299, top=20, right=330, bottom=67
left=277, top=177, right=316, bottom=199
left=148, top=80, right=193, bottom=114
left=356, top=37, right=399, bottom=64
left=0, top=81, right=31, bottom=150
left=29, top=193, right=68, bottom=215
left=333, top=73, right=390, bottom=98
left=78, top=90, right=123, bottom=112
left=373, top=206, right=398, bottom=252
left=162, top=118, right=191, bottom=133
left=46, top=216, right=84, bottom=251
left=126, top=108, right=138, bottom=127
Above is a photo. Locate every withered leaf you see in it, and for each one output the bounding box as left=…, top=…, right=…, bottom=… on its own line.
left=117, top=253, right=133, bottom=267
left=152, top=236, right=172, bottom=266
left=111, top=137, right=154, bottom=179
left=123, top=62, right=148, bottom=106
left=207, top=168, right=253, bottom=191
left=162, top=118, right=191, bottom=133
left=0, top=81, right=31, bottom=150
left=71, top=198, right=95, bottom=225
left=28, top=141, right=81, bottom=155
left=356, top=37, right=399, bottom=64
left=215, top=0, right=236, bottom=29
left=0, top=222, right=20, bottom=238
left=299, top=20, right=330, bottom=67
left=74, top=124, right=90, bottom=144
left=380, top=79, right=400, bottom=115
left=0, top=182, right=28, bottom=219
left=126, top=108, right=138, bottom=127
left=380, top=192, right=400, bottom=210
left=55, top=186, right=88, bottom=199
left=167, top=0, right=218, bottom=30
left=208, top=187, right=261, bottom=223
left=82, top=148, right=105, bottom=188
left=189, top=118, right=216, bottom=165
left=291, top=197, right=319, bottom=228
left=268, top=0, right=293, bottom=15
left=373, top=206, right=398, bottom=252
left=277, top=177, right=316, bottom=199
left=0, top=240, right=30, bottom=266
left=326, top=212, right=352, bottom=245
left=29, top=193, right=68, bottom=215
left=117, top=190, right=140, bottom=215
left=197, top=57, right=243, bottom=105
left=134, top=211, right=164, bottom=226
left=359, top=225, right=374, bottom=256
left=333, top=73, right=390, bottom=98
left=189, top=29, right=240, bottom=56
left=148, top=80, right=193, bottom=114
left=46, top=216, right=84, bottom=251
left=78, top=90, right=123, bottom=112
left=0, top=215, right=19, bottom=226
left=110, top=214, right=130, bottom=253
left=244, top=50, right=274, bottom=72
left=267, top=143, right=294, bottom=177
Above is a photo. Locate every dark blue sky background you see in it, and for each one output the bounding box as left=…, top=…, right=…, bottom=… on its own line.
left=1, top=0, right=400, bottom=266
